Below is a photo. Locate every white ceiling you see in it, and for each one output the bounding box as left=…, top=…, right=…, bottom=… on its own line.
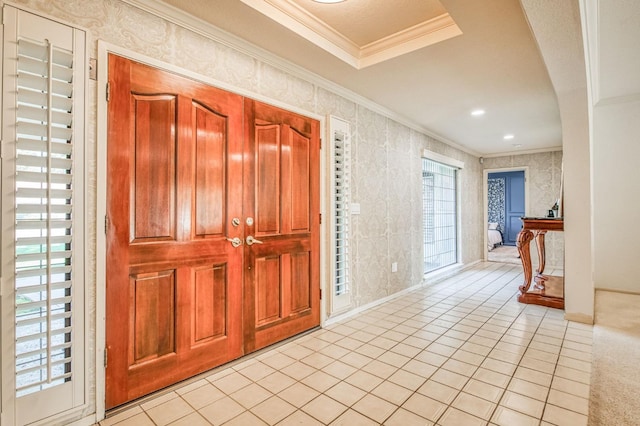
left=160, top=0, right=562, bottom=156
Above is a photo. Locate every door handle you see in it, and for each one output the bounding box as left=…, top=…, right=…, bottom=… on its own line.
left=245, top=235, right=263, bottom=246
left=226, top=237, right=243, bottom=248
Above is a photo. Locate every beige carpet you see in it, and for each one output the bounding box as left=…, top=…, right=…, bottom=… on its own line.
left=589, top=290, right=640, bottom=425
left=487, top=244, right=521, bottom=265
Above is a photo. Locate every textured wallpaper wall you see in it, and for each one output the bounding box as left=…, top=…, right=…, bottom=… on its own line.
left=483, top=151, right=565, bottom=269
left=9, top=0, right=486, bottom=420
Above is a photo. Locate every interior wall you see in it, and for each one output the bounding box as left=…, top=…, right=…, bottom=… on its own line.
left=520, top=0, right=594, bottom=323
left=588, top=0, right=640, bottom=294
left=592, top=101, right=640, bottom=293
left=483, top=151, right=564, bottom=268
left=5, top=0, right=484, bottom=421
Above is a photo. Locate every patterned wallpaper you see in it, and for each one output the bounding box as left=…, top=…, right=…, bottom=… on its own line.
left=483, top=152, right=565, bottom=269
left=488, top=177, right=506, bottom=231
left=7, top=0, right=484, bottom=421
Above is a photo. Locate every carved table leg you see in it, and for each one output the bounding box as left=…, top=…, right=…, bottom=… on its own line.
left=516, top=229, right=534, bottom=296
left=535, top=230, right=547, bottom=275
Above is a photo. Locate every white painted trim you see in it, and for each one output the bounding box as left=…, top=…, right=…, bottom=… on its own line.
left=578, top=0, right=600, bottom=106
left=326, top=260, right=480, bottom=326
left=239, top=0, right=360, bottom=67
left=1, top=7, right=19, bottom=424
left=422, top=149, right=465, bottom=169
left=27, top=406, right=94, bottom=426
left=1, top=4, right=89, bottom=424
left=324, top=282, right=425, bottom=326
left=481, top=146, right=562, bottom=158
left=564, top=312, right=594, bottom=325
left=99, top=42, right=324, bottom=123
left=594, top=92, right=640, bottom=107
left=95, top=41, right=327, bottom=420
left=95, top=40, right=109, bottom=423
left=319, top=116, right=328, bottom=328
left=239, top=1, right=462, bottom=69
left=423, top=261, right=480, bottom=283
left=360, top=14, right=462, bottom=68
left=482, top=167, right=530, bottom=261
left=326, top=116, right=352, bottom=316
left=118, top=0, right=481, bottom=158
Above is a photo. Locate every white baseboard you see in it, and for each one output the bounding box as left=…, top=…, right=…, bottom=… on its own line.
left=325, top=260, right=481, bottom=326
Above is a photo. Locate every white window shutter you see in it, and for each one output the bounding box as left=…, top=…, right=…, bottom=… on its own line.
left=329, top=117, right=351, bottom=314
left=2, top=5, right=86, bottom=425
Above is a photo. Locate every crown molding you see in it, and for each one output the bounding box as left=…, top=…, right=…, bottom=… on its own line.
left=241, top=0, right=461, bottom=69
left=481, top=146, right=563, bottom=158
left=119, top=0, right=480, bottom=157
left=359, top=14, right=462, bottom=68
left=240, top=0, right=360, bottom=67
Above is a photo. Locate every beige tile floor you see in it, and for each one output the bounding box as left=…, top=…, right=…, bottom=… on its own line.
left=100, top=262, right=592, bottom=426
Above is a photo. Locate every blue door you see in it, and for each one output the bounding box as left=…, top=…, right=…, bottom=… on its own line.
left=488, top=171, right=525, bottom=246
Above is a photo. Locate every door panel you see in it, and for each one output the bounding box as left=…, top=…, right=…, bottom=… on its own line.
left=106, top=55, right=244, bottom=408
left=291, top=252, right=311, bottom=313
left=107, top=56, right=320, bottom=408
left=255, top=256, right=282, bottom=326
left=506, top=173, right=525, bottom=244
left=129, top=270, right=176, bottom=364
left=290, top=131, right=311, bottom=232
left=243, top=100, right=320, bottom=352
left=194, top=103, right=227, bottom=237
left=256, top=125, right=281, bottom=234
left=191, top=264, right=227, bottom=343
left=131, top=95, right=176, bottom=242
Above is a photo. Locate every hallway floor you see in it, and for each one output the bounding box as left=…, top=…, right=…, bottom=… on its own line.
left=100, top=262, right=592, bottom=426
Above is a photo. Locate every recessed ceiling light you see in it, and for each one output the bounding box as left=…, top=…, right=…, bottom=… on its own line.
left=471, top=109, right=485, bottom=116
left=503, top=134, right=515, bottom=140
left=512, top=143, right=522, bottom=148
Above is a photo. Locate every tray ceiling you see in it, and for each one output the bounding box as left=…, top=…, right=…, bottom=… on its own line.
left=154, top=0, right=562, bottom=156
left=240, top=0, right=462, bottom=68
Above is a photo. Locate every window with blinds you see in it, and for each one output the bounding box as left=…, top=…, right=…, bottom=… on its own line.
left=2, top=6, right=86, bottom=424
left=423, top=158, right=458, bottom=273
left=329, top=117, right=351, bottom=313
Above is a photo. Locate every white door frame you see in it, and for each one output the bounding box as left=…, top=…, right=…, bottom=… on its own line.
left=482, top=167, right=529, bottom=261
left=95, top=41, right=327, bottom=421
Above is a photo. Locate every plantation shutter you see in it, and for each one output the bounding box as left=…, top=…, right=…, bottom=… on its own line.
left=329, top=117, right=351, bottom=313
left=2, top=6, right=86, bottom=425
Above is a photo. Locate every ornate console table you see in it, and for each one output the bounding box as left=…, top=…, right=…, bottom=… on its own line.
left=516, top=217, right=564, bottom=309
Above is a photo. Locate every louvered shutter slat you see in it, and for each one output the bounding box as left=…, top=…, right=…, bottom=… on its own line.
left=18, top=90, right=73, bottom=112
left=18, top=138, right=73, bottom=155
left=16, top=170, right=73, bottom=185
left=16, top=121, right=73, bottom=141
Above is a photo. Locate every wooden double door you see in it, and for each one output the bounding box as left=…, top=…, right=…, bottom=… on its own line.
left=105, top=55, right=320, bottom=408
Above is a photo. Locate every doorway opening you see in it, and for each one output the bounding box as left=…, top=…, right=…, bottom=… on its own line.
left=485, top=169, right=526, bottom=264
